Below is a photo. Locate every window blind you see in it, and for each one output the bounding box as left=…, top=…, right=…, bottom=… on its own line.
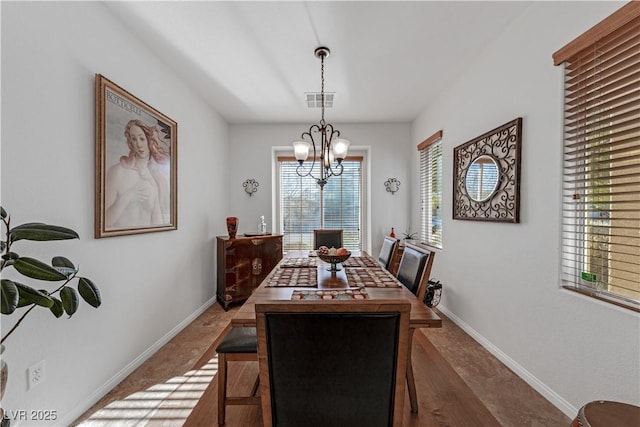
left=555, top=3, right=639, bottom=309
left=278, top=158, right=362, bottom=251
left=419, top=132, right=443, bottom=248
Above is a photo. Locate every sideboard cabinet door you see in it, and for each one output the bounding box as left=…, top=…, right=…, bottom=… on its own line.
left=216, top=235, right=283, bottom=310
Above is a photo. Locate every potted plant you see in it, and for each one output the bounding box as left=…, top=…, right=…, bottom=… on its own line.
left=0, top=206, right=102, bottom=426
left=402, top=226, right=418, bottom=243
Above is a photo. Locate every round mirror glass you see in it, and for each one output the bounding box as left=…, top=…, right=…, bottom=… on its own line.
left=465, top=155, right=499, bottom=202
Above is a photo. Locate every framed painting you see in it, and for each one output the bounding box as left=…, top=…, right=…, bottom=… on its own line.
left=453, top=117, right=522, bottom=223
left=95, top=74, right=178, bottom=238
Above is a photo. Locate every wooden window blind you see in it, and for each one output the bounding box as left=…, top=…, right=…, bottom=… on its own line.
left=278, top=157, right=362, bottom=251
left=554, top=2, right=640, bottom=311
left=418, top=131, right=443, bottom=248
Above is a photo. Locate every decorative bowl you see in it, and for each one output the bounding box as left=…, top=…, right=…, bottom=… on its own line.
left=317, top=252, right=351, bottom=271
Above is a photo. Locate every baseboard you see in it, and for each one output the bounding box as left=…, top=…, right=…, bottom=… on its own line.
left=60, top=297, right=218, bottom=426
left=437, top=304, right=578, bottom=419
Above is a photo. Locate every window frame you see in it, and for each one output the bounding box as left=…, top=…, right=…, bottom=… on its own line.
left=418, top=131, right=443, bottom=249
left=553, top=2, right=640, bottom=312
left=274, top=150, right=368, bottom=252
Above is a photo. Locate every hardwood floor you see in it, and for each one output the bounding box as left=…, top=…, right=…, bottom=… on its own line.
left=73, top=303, right=570, bottom=426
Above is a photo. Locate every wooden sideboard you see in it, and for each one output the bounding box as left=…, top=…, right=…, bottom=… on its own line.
left=216, top=234, right=283, bottom=310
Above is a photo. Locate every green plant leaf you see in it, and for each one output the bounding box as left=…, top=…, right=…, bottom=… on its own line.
left=13, top=257, right=68, bottom=281
left=49, top=297, right=64, bottom=318
left=15, top=282, right=54, bottom=308
left=60, top=286, right=79, bottom=316
left=10, top=223, right=79, bottom=242
left=52, top=256, right=75, bottom=269
left=78, top=277, right=101, bottom=308
left=1, top=279, right=19, bottom=314
left=0, top=206, right=7, bottom=219
left=1, top=251, right=19, bottom=261
left=52, top=256, right=77, bottom=278
left=0, top=241, right=5, bottom=252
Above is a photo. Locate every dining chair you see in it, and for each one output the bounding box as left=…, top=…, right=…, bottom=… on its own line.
left=313, top=228, right=343, bottom=249
left=377, top=236, right=399, bottom=270
left=395, top=242, right=437, bottom=413
left=216, top=326, right=260, bottom=426
left=256, top=300, right=410, bottom=427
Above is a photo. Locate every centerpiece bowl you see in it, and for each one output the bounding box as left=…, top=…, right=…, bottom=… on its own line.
left=317, top=251, right=351, bottom=272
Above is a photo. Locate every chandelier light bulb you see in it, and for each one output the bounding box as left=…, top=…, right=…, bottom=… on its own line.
left=332, top=138, right=350, bottom=161
left=293, top=140, right=310, bottom=162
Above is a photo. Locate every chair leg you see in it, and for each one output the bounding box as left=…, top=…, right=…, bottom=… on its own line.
left=218, top=353, right=227, bottom=426
left=251, top=375, right=260, bottom=396
left=406, top=328, right=418, bottom=413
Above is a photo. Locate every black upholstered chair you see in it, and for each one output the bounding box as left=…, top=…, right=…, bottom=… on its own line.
left=396, top=243, right=435, bottom=302
left=256, top=301, right=410, bottom=427
left=216, top=326, right=260, bottom=426
left=313, top=228, right=343, bottom=249
left=377, top=236, right=398, bottom=270
left=395, top=242, right=436, bottom=413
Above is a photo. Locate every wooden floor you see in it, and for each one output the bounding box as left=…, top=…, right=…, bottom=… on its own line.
left=73, top=303, right=570, bottom=426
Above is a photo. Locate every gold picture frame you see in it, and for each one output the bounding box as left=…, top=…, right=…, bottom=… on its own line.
left=95, top=74, right=178, bottom=238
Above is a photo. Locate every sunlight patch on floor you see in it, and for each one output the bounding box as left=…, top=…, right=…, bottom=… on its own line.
left=77, top=356, right=219, bottom=427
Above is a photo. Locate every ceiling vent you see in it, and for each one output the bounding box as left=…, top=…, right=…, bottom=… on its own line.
left=306, top=92, right=334, bottom=108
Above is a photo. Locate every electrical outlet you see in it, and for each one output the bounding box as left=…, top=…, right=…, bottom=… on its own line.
left=27, top=360, right=46, bottom=390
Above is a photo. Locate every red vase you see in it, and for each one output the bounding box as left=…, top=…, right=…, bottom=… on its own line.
left=226, top=217, right=238, bottom=238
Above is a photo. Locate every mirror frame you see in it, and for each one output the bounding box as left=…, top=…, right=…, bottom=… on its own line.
left=453, top=117, right=522, bottom=223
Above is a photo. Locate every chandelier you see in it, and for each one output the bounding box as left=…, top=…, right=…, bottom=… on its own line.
left=292, top=46, right=350, bottom=188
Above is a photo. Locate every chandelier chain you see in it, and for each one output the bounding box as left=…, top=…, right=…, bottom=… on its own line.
left=320, top=53, right=325, bottom=125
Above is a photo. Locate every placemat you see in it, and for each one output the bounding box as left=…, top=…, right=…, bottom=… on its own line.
left=343, top=256, right=380, bottom=268
left=279, top=257, right=317, bottom=268
left=291, top=289, right=369, bottom=300
left=265, top=267, right=317, bottom=287
left=345, top=268, right=401, bottom=288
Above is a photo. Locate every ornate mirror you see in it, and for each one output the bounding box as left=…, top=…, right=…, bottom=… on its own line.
left=465, top=155, right=500, bottom=202
left=453, top=118, right=522, bottom=223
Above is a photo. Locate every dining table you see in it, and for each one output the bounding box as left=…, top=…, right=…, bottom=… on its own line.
left=230, top=249, right=442, bottom=413
left=231, top=250, right=442, bottom=330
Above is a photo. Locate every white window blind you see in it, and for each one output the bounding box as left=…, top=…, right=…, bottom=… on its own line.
left=278, top=158, right=362, bottom=251
left=419, top=131, right=443, bottom=248
left=554, top=3, right=639, bottom=310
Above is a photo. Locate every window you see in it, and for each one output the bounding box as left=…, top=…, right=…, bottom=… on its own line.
left=418, top=131, right=443, bottom=248
left=277, top=156, right=362, bottom=251
left=553, top=2, right=639, bottom=311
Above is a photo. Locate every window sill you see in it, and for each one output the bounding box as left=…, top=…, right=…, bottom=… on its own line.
left=562, top=285, right=640, bottom=313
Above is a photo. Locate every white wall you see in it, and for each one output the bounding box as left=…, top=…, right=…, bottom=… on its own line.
left=228, top=123, right=412, bottom=254
left=412, top=1, right=639, bottom=416
left=1, top=2, right=229, bottom=425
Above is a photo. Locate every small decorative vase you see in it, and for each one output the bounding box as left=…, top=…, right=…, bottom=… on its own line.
left=226, top=217, right=238, bottom=239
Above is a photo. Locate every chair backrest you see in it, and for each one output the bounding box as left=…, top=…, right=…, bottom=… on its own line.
left=313, top=229, right=343, bottom=249
left=396, top=242, right=436, bottom=302
left=378, top=236, right=398, bottom=270
left=256, top=300, right=410, bottom=427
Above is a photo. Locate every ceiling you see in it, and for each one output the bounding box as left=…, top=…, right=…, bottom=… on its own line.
left=106, top=1, right=532, bottom=125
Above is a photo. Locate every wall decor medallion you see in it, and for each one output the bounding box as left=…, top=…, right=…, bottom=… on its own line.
left=384, top=178, right=401, bottom=195
left=243, top=179, right=259, bottom=196
left=453, top=117, right=522, bottom=223
left=95, top=74, right=178, bottom=238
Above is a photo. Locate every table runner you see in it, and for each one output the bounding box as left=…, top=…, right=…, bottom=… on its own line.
left=345, top=268, right=401, bottom=288
left=279, top=257, right=317, bottom=268
left=280, top=256, right=379, bottom=269
left=342, top=256, right=380, bottom=268
left=291, top=289, right=369, bottom=300
left=265, top=267, right=317, bottom=287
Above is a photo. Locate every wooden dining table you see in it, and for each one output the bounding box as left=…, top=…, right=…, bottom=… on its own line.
left=230, top=250, right=442, bottom=413
left=231, top=250, right=442, bottom=330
